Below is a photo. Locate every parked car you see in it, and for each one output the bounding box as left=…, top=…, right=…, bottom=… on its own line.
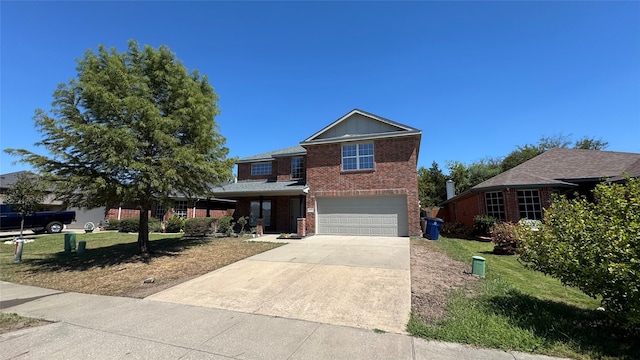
left=0, top=204, right=76, bottom=234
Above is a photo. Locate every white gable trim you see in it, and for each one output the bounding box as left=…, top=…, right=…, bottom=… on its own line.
left=301, top=109, right=419, bottom=144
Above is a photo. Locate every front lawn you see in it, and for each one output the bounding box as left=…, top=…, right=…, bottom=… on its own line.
left=408, top=237, right=639, bottom=360
left=0, top=232, right=282, bottom=298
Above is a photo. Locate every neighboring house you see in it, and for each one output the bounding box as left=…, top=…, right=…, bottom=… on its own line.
left=105, top=197, right=236, bottom=223
left=211, top=109, right=422, bottom=237
left=0, top=171, right=103, bottom=229
left=440, top=148, right=640, bottom=229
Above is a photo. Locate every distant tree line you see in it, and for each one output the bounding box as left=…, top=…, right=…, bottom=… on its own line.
left=418, top=134, right=608, bottom=208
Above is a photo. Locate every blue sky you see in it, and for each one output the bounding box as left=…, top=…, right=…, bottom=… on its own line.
left=2, top=1, right=639, bottom=176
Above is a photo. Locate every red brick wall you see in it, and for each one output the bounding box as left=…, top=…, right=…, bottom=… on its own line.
left=504, top=187, right=553, bottom=223
left=440, top=193, right=483, bottom=229
left=238, top=156, right=306, bottom=182
left=443, top=187, right=555, bottom=230
left=304, top=136, right=421, bottom=236
left=237, top=161, right=276, bottom=181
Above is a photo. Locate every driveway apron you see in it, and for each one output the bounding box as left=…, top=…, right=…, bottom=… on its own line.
left=146, top=235, right=411, bottom=334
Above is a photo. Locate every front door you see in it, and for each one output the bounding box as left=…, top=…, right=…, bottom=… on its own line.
left=289, top=198, right=301, bottom=233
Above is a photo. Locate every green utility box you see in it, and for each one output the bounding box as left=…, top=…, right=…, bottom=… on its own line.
left=472, top=256, right=486, bottom=278
left=64, top=233, right=76, bottom=253
left=78, top=241, right=87, bottom=254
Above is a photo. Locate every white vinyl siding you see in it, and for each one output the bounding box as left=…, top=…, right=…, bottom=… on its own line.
left=316, top=196, right=407, bottom=236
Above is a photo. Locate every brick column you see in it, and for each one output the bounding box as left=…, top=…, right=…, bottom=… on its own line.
left=297, top=218, right=306, bottom=237
left=257, top=218, right=264, bottom=236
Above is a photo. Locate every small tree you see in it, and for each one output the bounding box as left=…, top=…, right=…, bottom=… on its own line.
left=519, top=178, right=640, bottom=325
left=5, top=173, right=46, bottom=238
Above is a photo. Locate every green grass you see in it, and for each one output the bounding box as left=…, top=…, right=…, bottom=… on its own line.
left=0, top=313, right=51, bottom=334
left=408, top=237, right=639, bottom=360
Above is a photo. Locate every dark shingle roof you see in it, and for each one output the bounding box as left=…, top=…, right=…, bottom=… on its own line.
left=473, top=148, right=640, bottom=191
left=0, top=171, right=35, bottom=188
left=210, top=180, right=307, bottom=197
left=237, top=145, right=306, bottom=163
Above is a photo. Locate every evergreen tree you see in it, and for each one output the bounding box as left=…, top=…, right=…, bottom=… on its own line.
left=6, top=41, right=235, bottom=253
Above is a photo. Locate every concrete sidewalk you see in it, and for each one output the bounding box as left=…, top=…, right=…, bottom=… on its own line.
left=0, top=282, right=566, bottom=360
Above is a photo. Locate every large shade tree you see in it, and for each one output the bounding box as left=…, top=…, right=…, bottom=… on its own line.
left=6, top=40, right=235, bottom=253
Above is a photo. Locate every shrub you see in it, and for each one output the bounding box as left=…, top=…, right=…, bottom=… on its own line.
left=216, top=215, right=235, bottom=237
left=104, top=219, right=120, bottom=230
left=184, top=217, right=214, bottom=237
left=118, top=217, right=140, bottom=233
left=490, top=222, right=522, bottom=255
left=236, top=216, right=248, bottom=234
left=519, top=178, right=640, bottom=326
left=117, top=217, right=162, bottom=233
left=441, top=222, right=471, bottom=238
left=473, top=215, right=497, bottom=236
left=165, top=216, right=184, bottom=233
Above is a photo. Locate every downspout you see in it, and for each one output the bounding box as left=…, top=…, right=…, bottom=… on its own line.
left=118, top=206, right=122, bottom=220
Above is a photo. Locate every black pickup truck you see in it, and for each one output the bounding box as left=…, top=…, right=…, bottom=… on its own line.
left=0, top=204, right=76, bottom=234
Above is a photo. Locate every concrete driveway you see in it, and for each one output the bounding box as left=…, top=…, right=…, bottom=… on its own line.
left=146, top=235, right=411, bottom=334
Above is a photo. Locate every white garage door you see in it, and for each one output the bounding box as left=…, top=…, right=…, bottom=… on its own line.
left=316, top=196, right=408, bottom=237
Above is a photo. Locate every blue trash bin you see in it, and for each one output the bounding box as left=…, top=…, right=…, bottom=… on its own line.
left=426, top=218, right=444, bottom=240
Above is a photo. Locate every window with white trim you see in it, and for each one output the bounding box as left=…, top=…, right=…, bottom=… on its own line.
left=517, top=189, right=542, bottom=220
left=251, top=162, right=272, bottom=176
left=485, top=191, right=505, bottom=221
left=155, top=203, right=165, bottom=221
left=174, top=200, right=188, bottom=218
left=342, top=143, right=374, bottom=171
left=291, top=157, right=304, bottom=179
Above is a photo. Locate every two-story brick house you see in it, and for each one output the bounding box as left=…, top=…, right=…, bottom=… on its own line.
left=212, top=109, right=422, bottom=237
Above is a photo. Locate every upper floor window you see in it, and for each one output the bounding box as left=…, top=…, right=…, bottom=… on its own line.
left=291, top=157, right=304, bottom=179
left=251, top=162, right=272, bottom=176
left=517, top=189, right=542, bottom=220
left=342, top=143, right=374, bottom=171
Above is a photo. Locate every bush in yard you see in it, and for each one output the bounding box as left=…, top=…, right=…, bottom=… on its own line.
left=473, top=215, right=497, bottom=236
left=118, top=217, right=161, bottom=233
left=236, top=216, right=248, bottom=234
left=441, top=222, right=472, bottom=238
left=490, top=222, right=522, bottom=255
left=216, top=215, right=235, bottom=237
left=104, top=219, right=120, bottom=230
left=519, top=178, right=640, bottom=326
left=183, top=217, right=214, bottom=237
left=165, top=216, right=184, bottom=233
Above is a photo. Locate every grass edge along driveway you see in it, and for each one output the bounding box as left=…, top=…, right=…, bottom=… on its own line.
left=0, top=232, right=283, bottom=298
left=408, top=237, right=639, bottom=360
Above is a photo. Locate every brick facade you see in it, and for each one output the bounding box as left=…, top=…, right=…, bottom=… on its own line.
left=237, top=156, right=304, bottom=182
left=441, top=187, right=555, bottom=229
left=304, top=136, right=422, bottom=236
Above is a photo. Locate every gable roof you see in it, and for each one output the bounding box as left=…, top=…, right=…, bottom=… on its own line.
left=300, top=109, right=421, bottom=145
left=0, top=171, right=36, bottom=188
left=237, top=145, right=307, bottom=164
left=472, top=148, right=640, bottom=192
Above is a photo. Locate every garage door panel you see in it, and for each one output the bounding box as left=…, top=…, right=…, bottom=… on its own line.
left=316, top=196, right=408, bottom=237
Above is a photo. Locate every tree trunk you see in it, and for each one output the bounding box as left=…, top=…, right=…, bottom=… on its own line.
left=138, top=204, right=150, bottom=254
left=19, top=216, right=25, bottom=239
